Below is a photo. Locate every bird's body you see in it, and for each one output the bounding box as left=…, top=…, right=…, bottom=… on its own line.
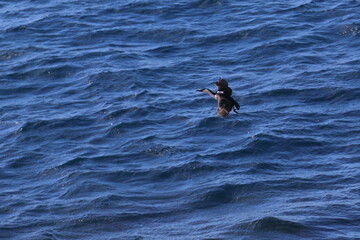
left=215, top=78, right=232, bottom=96
left=197, top=78, right=240, bottom=117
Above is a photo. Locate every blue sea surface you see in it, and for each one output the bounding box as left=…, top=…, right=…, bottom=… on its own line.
left=1, top=0, right=360, bottom=239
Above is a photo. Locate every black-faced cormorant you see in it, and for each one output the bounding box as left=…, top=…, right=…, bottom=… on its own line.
left=197, top=78, right=240, bottom=118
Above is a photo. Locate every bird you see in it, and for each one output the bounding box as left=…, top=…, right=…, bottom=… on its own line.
left=197, top=78, right=240, bottom=117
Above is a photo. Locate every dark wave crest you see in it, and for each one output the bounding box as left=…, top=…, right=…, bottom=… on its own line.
left=231, top=217, right=314, bottom=237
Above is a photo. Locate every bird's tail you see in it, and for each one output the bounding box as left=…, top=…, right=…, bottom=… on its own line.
left=231, top=98, right=240, bottom=113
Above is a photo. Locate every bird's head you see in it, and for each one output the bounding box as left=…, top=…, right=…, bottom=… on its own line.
left=214, top=78, right=229, bottom=88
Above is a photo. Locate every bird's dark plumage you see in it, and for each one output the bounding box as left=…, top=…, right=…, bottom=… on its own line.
left=214, top=78, right=232, bottom=97
left=197, top=78, right=240, bottom=117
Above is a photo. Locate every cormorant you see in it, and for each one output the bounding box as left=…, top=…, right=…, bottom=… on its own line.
left=197, top=78, right=240, bottom=118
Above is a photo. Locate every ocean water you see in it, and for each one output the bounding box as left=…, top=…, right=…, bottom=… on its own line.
left=1, top=0, right=360, bottom=239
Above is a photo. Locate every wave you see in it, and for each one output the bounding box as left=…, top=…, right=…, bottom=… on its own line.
left=189, top=182, right=270, bottom=209
left=54, top=157, right=232, bottom=189
left=201, top=133, right=324, bottom=160
left=19, top=117, right=96, bottom=133
left=104, top=160, right=227, bottom=184
left=5, top=64, right=81, bottom=82
left=231, top=217, right=312, bottom=236
left=104, top=105, right=167, bottom=121
left=244, top=87, right=360, bottom=107
left=57, top=154, right=125, bottom=168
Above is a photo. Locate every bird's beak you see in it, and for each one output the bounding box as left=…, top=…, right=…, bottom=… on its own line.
left=196, top=89, right=203, bottom=92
